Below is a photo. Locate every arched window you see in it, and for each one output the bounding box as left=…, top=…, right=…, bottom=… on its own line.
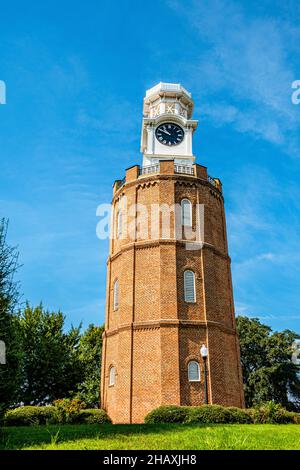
left=188, top=361, right=200, bottom=382
left=117, top=209, right=122, bottom=238
left=184, top=270, right=196, bottom=303
left=181, top=199, right=192, bottom=227
left=113, top=279, right=119, bottom=310
left=109, top=366, right=116, bottom=386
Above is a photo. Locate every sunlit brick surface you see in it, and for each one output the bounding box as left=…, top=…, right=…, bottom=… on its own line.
left=101, top=163, right=244, bottom=423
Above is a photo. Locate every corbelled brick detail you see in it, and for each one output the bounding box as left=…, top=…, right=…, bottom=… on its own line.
left=101, top=165, right=245, bottom=423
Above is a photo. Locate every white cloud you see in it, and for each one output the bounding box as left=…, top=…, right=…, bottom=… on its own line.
left=257, top=253, right=275, bottom=261
left=223, top=163, right=300, bottom=327
left=168, top=0, right=300, bottom=155
left=235, top=302, right=251, bottom=315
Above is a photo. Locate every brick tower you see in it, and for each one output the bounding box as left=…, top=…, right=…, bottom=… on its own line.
left=101, top=83, right=244, bottom=423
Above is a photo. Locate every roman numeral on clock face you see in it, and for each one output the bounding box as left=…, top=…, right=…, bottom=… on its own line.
left=155, top=123, right=184, bottom=146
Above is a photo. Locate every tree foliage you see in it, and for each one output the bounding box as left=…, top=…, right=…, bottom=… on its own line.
left=75, top=324, right=104, bottom=408
left=236, top=316, right=300, bottom=410
left=0, top=219, right=22, bottom=417
left=17, top=303, right=84, bottom=405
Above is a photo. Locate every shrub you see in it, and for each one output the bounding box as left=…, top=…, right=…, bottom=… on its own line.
left=186, top=405, right=228, bottom=424
left=144, top=403, right=300, bottom=425
left=144, top=405, right=190, bottom=424
left=4, top=406, right=55, bottom=426
left=222, top=407, right=252, bottom=424
left=250, top=402, right=292, bottom=424
left=79, top=409, right=112, bottom=424
left=145, top=405, right=252, bottom=425
left=285, top=412, right=300, bottom=424
left=4, top=405, right=112, bottom=426
left=52, top=398, right=86, bottom=424
left=185, top=405, right=251, bottom=424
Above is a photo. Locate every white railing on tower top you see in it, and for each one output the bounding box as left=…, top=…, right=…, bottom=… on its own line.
left=139, top=164, right=195, bottom=177
left=174, top=164, right=194, bottom=175
left=208, top=175, right=218, bottom=188
left=139, top=164, right=160, bottom=176
left=115, top=165, right=221, bottom=192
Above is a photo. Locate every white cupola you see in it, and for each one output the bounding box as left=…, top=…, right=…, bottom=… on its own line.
left=141, top=82, right=198, bottom=167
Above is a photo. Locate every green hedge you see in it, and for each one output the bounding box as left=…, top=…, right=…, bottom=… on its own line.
left=4, top=406, right=55, bottom=426
left=4, top=406, right=111, bottom=426
left=79, top=409, right=112, bottom=424
left=5, top=403, right=299, bottom=427
left=144, top=405, right=190, bottom=424
left=144, top=403, right=300, bottom=425
left=186, top=405, right=252, bottom=424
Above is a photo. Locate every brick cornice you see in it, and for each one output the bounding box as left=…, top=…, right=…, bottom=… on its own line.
left=108, top=239, right=230, bottom=263
left=113, top=173, right=223, bottom=202
left=104, top=319, right=237, bottom=338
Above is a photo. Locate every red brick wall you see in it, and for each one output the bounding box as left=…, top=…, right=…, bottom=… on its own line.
left=101, top=168, right=244, bottom=423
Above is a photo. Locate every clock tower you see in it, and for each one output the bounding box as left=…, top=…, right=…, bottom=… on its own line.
left=101, top=83, right=245, bottom=423
left=141, top=82, right=197, bottom=166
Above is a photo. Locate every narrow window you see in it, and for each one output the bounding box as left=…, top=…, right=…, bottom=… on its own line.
left=109, top=366, right=116, bottom=386
left=117, top=209, right=122, bottom=238
left=181, top=199, right=192, bottom=227
left=188, top=361, right=200, bottom=382
left=113, top=279, right=119, bottom=310
left=184, top=270, right=196, bottom=303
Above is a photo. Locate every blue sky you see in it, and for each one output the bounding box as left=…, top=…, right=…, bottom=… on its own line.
left=1, top=0, right=300, bottom=332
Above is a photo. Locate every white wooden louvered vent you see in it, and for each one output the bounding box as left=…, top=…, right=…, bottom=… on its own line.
left=181, top=199, right=192, bottom=226
left=114, top=279, right=119, bottom=310
left=117, top=210, right=122, bottom=238
left=109, top=366, right=116, bottom=386
left=184, top=270, right=196, bottom=303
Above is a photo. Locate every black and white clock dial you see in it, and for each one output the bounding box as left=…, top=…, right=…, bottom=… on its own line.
left=155, top=123, right=184, bottom=146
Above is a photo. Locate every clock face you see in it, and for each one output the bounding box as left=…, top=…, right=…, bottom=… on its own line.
left=155, top=123, right=184, bottom=146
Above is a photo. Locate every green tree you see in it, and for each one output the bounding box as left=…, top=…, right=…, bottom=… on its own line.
left=0, top=219, right=22, bottom=418
left=75, top=324, right=104, bottom=408
left=17, top=303, right=84, bottom=405
left=237, top=316, right=300, bottom=410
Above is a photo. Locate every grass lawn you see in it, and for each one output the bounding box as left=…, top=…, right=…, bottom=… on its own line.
left=1, top=423, right=300, bottom=450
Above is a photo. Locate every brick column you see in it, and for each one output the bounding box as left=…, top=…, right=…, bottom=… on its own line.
left=113, top=181, right=121, bottom=196
left=214, top=178, right=222, bottom=193
left=126, top=165, right=140, bottom=182
left=193, top=163, right=208, bottom=180
left=158, top=172, right=181, bottom=405
left=159, top=160, right=175, bottom=175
